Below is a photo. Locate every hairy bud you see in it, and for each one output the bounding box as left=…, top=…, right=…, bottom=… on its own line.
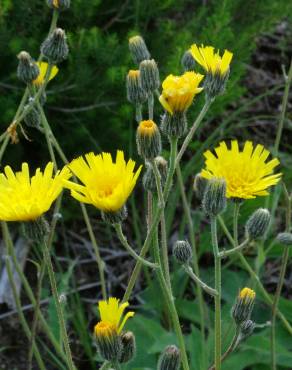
left=41, top=28, right=69, bottom=64
left=126, top=70, right=148, bottom=105
left=231, top=287, right=256, bottom=326
left=276, top=232, right=292, bottom=246
left=181, top=50, right=196, bottom=71
left=173, top=240, right=192, bottom=265
left=202, top=178, right=227, bottom=217
left=119, top=331, right=136, bottom=364
left=46, top=0, right=70, bottom=10
left=158, top=345, right=181, bottom=370
left=139, top=59, right=160, bottom=93
left=245, top=208, right=270, bottom=240
left=17, top=51, right=39, bottom=84
left=129, top=35, right=151, bottom=64
left=193, top=173, right=209, bottom=200
left=136, top=120, right=161, bottom=160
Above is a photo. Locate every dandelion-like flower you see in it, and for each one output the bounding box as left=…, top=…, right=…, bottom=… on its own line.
left=0, top=162, right=70, bottom=222
left=190, top=44, right=233, bottom=77
left=159, top=71, right=204, bottom=115
left=201, top=140, right=281, bottom=200
left=190, top=44, right=233, bottom=98
left=64, top=150, right=142, bottom=213
left=33, top=62, right=59, bottom=86
left=94, top=297, right=134, bottom=362
left=94, top=297, right=134, bottom=336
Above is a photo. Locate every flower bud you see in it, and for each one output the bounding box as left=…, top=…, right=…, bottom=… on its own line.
left=158, top=345, right=181, bottom=370
left=23, top=217, right=50, bottom=244
left=94, top=322, right=122, bottom=362
left=126, top=70, right=148, bottom=105
left=143, top=156, right=168, bottom=192
left=129, top=35, right=150, bottom=64
left=239, top=319, right=255, bottom=339
left=101, top=205, right=128, bottom=225
left=202, top=178, right=226, bottom=217
left=193, top=173, right=208, bottom=200
left=47, top=0, right=70, bottom=10
left=17, top=51, right=39, bottom=84
left=41, top=28, right=69, bottom=64
left=161, top=111, right=188, bottom=138
left=139, top=59, right=160, bottom=94
left=23, top=104, right=41, bottom=128
left=181, top=50, right=196, bottom=71
left=231, top=287, right=256, bottom=326
left=245, top=208, right=270, bottom=240
left=136, top=120, right=161, bottom=160
left=119, top=331, right=136, bottom=364
left=276, top=232, right=292, bottom=246
left=173, top=240, right=192, bottom=265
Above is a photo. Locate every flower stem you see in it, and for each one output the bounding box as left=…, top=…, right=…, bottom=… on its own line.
left=271, top=183, right=291, bottom=369
left=1, top=222, right=68, bottom=364
left=114, top=223, right=158, bottom=268
left=122, top=137, right=178, bottom=301
left=176, top=99, right=212, bottom=166
left=152, top=208, right=190, bottom=370
left=218, top=239, right=250, bottom=258
left=218, top=215, right=292, bottom=335
left=211, top=217, right=222, bottom=370
left=2, top=224, right=46, bottom=370
left=42, top=239, right=76, bottom=370
left=183, top=265, right=218, bottom=297
left=176, top=163, right=206, bottom=368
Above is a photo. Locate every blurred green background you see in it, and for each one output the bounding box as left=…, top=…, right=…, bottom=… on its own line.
left=0, top=1, right=292, bottom=369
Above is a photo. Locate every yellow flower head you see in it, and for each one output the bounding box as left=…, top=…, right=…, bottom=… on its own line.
left=190, top=44, right=233, bottom=76
left=128, top=69, right=140, bottom=79
left=33, top=62, right=59, bottom=86
left=239, top=287, right=256, bottom=303
left=159, top=71, right=204, bottom=114
left=94, top=297, right=134, bottom=337
left=0, top=162, right=71, bottom=222
left=64, top=150, right=142, bottom=213
left=201, top=140, right=281, bottom=200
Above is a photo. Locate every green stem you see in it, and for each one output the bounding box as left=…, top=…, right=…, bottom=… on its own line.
left=219, top=239, right=250, bottom=258
left=183, top=265, right=218, bottom=297
left=135, top=103, right=142, bottom=123
left=233, top=202, right=241, bottom=247
left=218, top=216, right=292, bottom=335
left=153, top=212, right=190, bottom=370
left=114, top=223, right=158, bottom=268
left=271, top=183, right=291, bottom=369
left=122, top=137, right=178, bottom=301
left=211, top=217, right=222, bottom=370
left=176, top=163, right=206, bottom=368
left=175, top=99, right=212, bottom=166
left=273, top=60, right=292, bottom=156
left=99, top=361, right=111, bottom=370
left=2, top=224, right=46, bottom=370
left=42, top=239, right=76, bottom=370
left=1, top=222, right=68, bottom=363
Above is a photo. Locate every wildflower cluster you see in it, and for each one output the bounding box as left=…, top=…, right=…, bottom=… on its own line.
left=0, top=3, right=290, bottom=370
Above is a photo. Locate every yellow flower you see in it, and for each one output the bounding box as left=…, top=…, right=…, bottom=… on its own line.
left=239, top=287, right=256, bottom=303
left=137, top=120, right=158, bottom=137
left=33, top=62, right=59, bottom=86
left=0, top=162, right=71, bottom=222
left=190, top=44, right=233, bottom=76
left=94, top=297, right=134, bottom=337
left=159, top=71, right=204, bottom=114
left=64, top=150, right=142, bottom=212
left=201, top=140, right=281, bottom=199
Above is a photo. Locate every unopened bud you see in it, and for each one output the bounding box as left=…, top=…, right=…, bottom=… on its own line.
left=158, top=345, right=181, bottom=370
left=231, top=287, right=256, bottom=326
left=181, top=50, right=196, bottom=71
left=119, top=331, right=136, bottom=364
left=245, top=208, right=270, bottom=240
left=193, top=174, right=208, bottom=200
left=47, top=0, right=70, bottom=10
left=143, top=156, right=168, bottom=192
left=276, top=232, right=292, bottom=246
left=41, top=28, right=69, bottom=64
left=129, top=35, right=150, bottom=64
left=139, top=59, right=160, bottom=93
left=239, top=319, right=255, bottom=339
left=17, top=51, right=39, bottom=84
left=202, top=178, right=226, bottom=216
left=136, top=120, right=161, bottom=160
left=161, top=111, right=187, bottom=138
left=173, top=240, right=192, bottom=264
left=23, top=100, right=41, bottom=128
left=126, top=70, right=148, bottom=105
